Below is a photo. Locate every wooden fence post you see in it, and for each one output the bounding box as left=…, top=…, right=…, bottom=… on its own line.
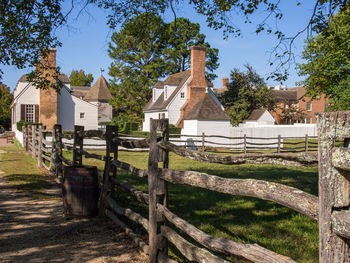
left=148, top=118, right=168, bottom=262
left=52, top=125, right=62, bottom=178
left=100, top=125, right=118, bottom=217
left=31, top=125, right=36, bottom=159
left=22, top=125, right=27, bottom=151
left=202, top=132, right=205, bottom=152
left=73, top=125, right=84, bottom=166
left=277, top=135, right=281, bottom=153
left=305, top=134, right=309, bottom=153
left=37, top=125, right=43, bottom=167
left=243, top=134, right=247, bottom=154
left=317, top=112, right=350, bottom=262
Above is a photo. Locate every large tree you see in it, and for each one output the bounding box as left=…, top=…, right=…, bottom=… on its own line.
left=95, top=0, right=349, bottom=81
left=164, top=17, right=219, bottom=81
left=0, top=0, right=65, bottom=90
left=0, top=83, right=13, bottom=130
left=298, top=7, right=350, bottom=110
left=69, top=69, right=94, bottom=86
left=218, top=65, right=275, bottom=126
left=108, top=13, right=219, bottom=122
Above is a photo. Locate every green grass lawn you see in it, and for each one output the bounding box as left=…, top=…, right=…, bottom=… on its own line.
left=76, top=150, right=319, bottom=262
left=0, top=143, right=58, bottom=200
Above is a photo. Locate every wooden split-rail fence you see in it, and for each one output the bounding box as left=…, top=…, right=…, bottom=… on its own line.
left=21, top=111, right=350, bottom=262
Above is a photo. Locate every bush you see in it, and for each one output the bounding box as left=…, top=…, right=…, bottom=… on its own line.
left=121, top=122, right=139, bottom=134
left=16, top=121, right=41, bottom=131
left=169, top=124, right=181, bottom=135
left=16, top=120, right=26, bottom=131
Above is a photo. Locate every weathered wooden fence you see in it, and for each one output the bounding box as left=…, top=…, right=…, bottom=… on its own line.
left=175, top=133, right=318, bottom=153
left=21, top=111, right=350, bottom=262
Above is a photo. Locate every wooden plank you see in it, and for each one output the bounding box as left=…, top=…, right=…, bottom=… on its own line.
left=162, top=225, right=230, bottom=263
left=106, top=195, right=148, bottom=231
left=37, top=125, right=43, bottom=167
left=112, top=137, right=151, bottom=149
left=83, top=130, right=106, bottom=139
left=158, top=168, right=318, bottom=220
left=332, top=147, right=350, bottom=172
left=157, top=204, right=296, bottom=263
left=105, top=209, right=149, bottom=255
left=73, top=125, right=84, bottom=166
left=82, top=150, right=107, bottom=161
left=41, top=154, right=51, bottom=162
left=110, top=178, right=149, bottom=204
left=158, top=141, right=318, bottom=166
left=332, top=210, right=350, bottom=240
left=111, top=160, right=148, bottom=177
left=317, top=111, right=350, bottom=262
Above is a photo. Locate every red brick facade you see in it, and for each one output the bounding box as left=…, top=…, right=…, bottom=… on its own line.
left=177, top=46, right=208, bottom=127
left=38, top=49, right=58, bottom=129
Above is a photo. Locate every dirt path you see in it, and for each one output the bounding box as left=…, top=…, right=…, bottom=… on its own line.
left=0, top=150, right=148, bottom=263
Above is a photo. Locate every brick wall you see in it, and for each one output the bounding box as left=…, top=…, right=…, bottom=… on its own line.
left=38, top=49, right=58, bottom=129
left=177, top=46, right=207, bottom=127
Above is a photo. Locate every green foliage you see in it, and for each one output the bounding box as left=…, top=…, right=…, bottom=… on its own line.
left=0, top=82, right=13, bottom=129
left=0, top=0, right=64, bottom=80
left=69, top=69, right=94, bottom=86
left=218, top=65, right=275, bottom=126
left=121, top=122, right=139, bottom=134
left=169, top=124, right=181, bottom=135
left=298, top=8, right=350, bottom=111
left=164, top=17, right=219, bottom=81
left=108, top=13, right=219, bottom=122
left=16, top=121, right=41, bottom=131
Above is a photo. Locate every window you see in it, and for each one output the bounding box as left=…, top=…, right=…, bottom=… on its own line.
left=306, top=103, right=312, bottom=111
left=21, top=104, right=39, bottom=123
left=325, top=103, right=329, bottom=111
left=25, top=105, right=34, bottom=122
left=80, top=113, right=85, bottom=119
left=161, top=113, right=165, bottom=119
left=180, top=92, right=185, bottom=99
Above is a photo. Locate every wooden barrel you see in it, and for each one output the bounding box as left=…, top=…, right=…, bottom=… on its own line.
left=62, top=166, right=99, bottom=217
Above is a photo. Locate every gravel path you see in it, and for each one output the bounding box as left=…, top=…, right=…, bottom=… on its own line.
left=0, top=150, right=148, bottom=263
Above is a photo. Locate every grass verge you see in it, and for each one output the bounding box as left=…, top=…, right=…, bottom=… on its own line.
left=0, top=144, right=58, bottom=200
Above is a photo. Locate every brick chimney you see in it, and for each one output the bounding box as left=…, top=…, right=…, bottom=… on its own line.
left=222, top=78, right=229, bottom=89
left=38, top=48, right=58, bottom=129
left=177, top=46, right=207, bottom=127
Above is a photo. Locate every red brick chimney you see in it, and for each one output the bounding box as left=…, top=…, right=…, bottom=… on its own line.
left=222, top=78, right=229, bottom=89
left=38, top=48, right=58, bottom=129
left=177, top=46, right=207, bottom=127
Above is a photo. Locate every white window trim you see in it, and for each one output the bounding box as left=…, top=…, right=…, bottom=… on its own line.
left=306, top=103, right=312, bottom=112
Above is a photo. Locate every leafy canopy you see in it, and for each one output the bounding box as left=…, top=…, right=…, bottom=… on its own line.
left=298, top=7, right=350, bottom=111
left=0, top=0, right=65, bottom=88
left=108, top=13, right=219, bottom=122
left=95, top=0, right=350, bottom=81
left=0, top=83, right=13, bottom=130
left=69, top=70, right=94, bottom=86
left=218, top=65, right=275, bottom=126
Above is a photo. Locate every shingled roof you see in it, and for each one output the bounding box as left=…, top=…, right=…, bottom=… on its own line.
left=246, top=109, right=265, bottom=121
left=70, top=86, right=90, bottom=98
left=84, top=75, right=112, bottom=101
left=272, top=90, right=298, bottom=103
left=144, top=70, right=214, bottom=112
left=144, top=71, right=191, bottom=111
left=184, top=93, right=230, bottom=121
left=19, top=73, right=70, bottom=83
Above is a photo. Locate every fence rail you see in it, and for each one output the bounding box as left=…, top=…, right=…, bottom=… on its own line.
left=20, top=111, right=350, bottom=262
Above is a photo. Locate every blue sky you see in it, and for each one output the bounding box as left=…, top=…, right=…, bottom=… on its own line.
left=2, top=1, right=316, bottom=91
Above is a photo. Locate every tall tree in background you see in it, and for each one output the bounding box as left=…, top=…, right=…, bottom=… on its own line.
left=108, top=13, right=219, bottom=122
left=0, top=83, right=13, bottom=130
left=298, top=7, right=350, bottom=111
left=218, top=65, right=275, bottom=126
left=108, top=13, right=166, bottom=122
left=164, top=17, right=219, bottom=81
left=69, top=70, right=94, bottom=86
